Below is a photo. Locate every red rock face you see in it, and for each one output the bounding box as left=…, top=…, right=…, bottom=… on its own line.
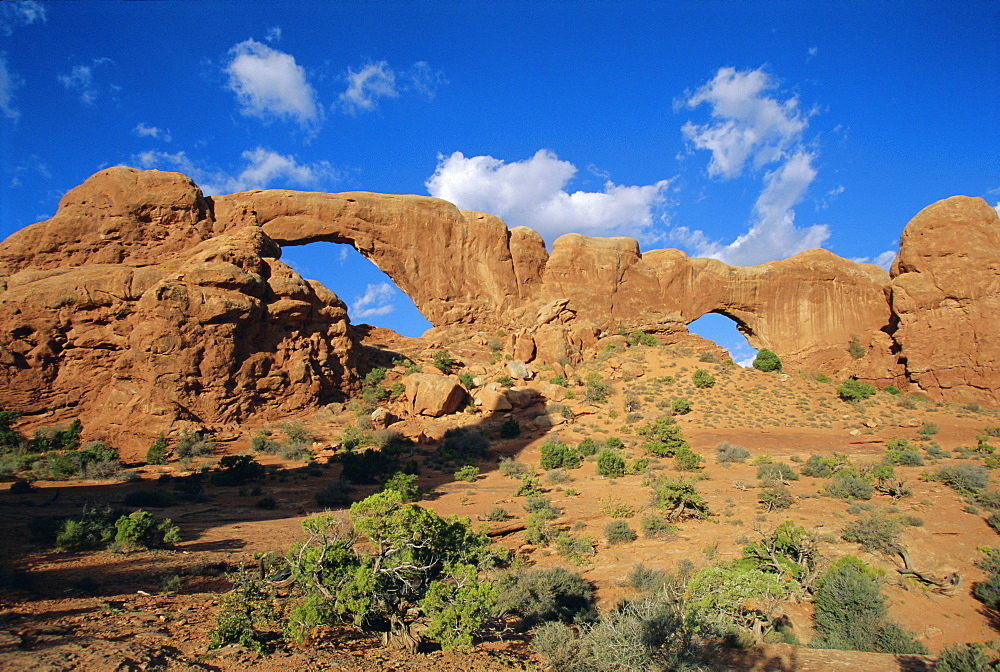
left=890, top=196, right=1000, bottom=405
left=0, top=168, right=360, bottom=455
left=0, top=168, right=995, bottom=454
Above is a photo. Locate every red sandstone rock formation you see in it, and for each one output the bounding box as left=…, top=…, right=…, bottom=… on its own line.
left=1, top=167, right=996, bottom=454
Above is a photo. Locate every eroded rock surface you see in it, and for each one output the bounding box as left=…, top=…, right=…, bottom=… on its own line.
left=890, top=196, right=1000, bottom=405
left=0, top=168, right=360, bottom=454
left=1, top=167, right=996, bottom=453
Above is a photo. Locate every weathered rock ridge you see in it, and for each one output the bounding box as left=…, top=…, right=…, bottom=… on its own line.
left=0, top=168, right=997, bottom=450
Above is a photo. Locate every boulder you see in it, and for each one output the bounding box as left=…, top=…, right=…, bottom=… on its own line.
left=506, top=361, right=535, bottom=381
left=405, top=373, right=467, bottom=417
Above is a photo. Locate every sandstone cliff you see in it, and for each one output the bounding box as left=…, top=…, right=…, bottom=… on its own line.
left=0, top=167, right=996, bottom=452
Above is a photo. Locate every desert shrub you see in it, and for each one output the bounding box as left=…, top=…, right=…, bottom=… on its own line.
left=883, top=385, right=901, bottom=396
left=382, top=472, right=421, bottom=502
left=692, top=369, right=715, bottom=388
left=627, top=331, right=658, bottom=347
left=837, top=379, right=876, bottom=401
left=599, top=497, right=635, bottom=518
left=811, top=557, right=926, bottom=653
left=637, top=416, right=689, bottom=458
left=848, top=336, right=866, bottom=360
left=687, top=562, right=794, bottom=639
left=972, top=549, right=1000, bottom=610
left=741, top=522, right=819, bottom=585
left=671, top=398, right=692, bottom=415
left=210, top=455, right=265, bottom=486
left=752, top=348, right=782, bottom=372
left=524, top=497, right=561, bottom=520
left=629, top=457, right=650, bottom=474
left=757, top=462, right=799, bottom=484
left=255, top=496, right=277, bottom=510
left=604, top=437, right=624, bottom=450
left=499, top=457, right=529, bottom=478
left=432, top=350, right=454, bottom=373
left=917, top=422, right=939, bottom=438
left=549, top=374, right=569, bottom=387
left=801, top=454, right=836, bottom=478
left=936, top=463, right=990, bottom=494
left=698, top=350, right=719, bottom=363
left=55, top=506, right=120, bottom=552
left=314, top=479, right=354, bottom=508
left=285, top=491, right=497, bottom=650
left=174, top=430, right=215, bottom=458
left=437, top=427, right=489, bottom=466
left=458, top=372, right=476, bottom=390
left=486, top=507, right=510, bottom=522
left=824, top=472, right=874, bottom=500
left=339, top=448, right=401, bottom=484
left=605, top=521, right=637, bottom=544
left=40, top=441, right=121, bottom=480
left=113, top=510, right=181, bottom=552
left=524, top=514, right=557, bottom=546
left=494, top=567, right=596, bottom=628
left=497, top=375, right=514, bottom=387
left=673, top=446, right=703, bottom=471
left=516, top=476, right=542, bottom=497
left=532, top=592, right=702, bottom=672
left=841, top=513, right=901, bottom=557
left=29, top=419, right=83, bottom=452
left=454, top=465, right=480, bottom=482
left=541, top=440, right=582, bottom=470
left=640, top=515, right=677, bottom=539
left=648, top=476, right=710, bottom=520
left=146, top=435, right=169, bottom=465
left=596, top=450, right=625, bottom=478
left=208, top=564, right=280, bottom=653
left=759, top=485, right=794, bottom=512
left=584, top=374, right=610, bottom=404
left=716, top=442, right=750, bottom=464
left=575, top=437, right=598, bottom=457
left=556, top=533, right=595, bottom=561
left=815, top=372, right=831, bottom=383
left=934, top=643, right=1000, bottom=672
left=885, top=448, right=923, bottom=466
left=499, top=417, right=521, bottom=439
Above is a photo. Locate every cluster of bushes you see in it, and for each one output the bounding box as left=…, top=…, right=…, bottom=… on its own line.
left=0, top=412, right=126, bottom=481
left=250, top=423, right=313, bottom=461
left=50, top=506, right=180, bottom=554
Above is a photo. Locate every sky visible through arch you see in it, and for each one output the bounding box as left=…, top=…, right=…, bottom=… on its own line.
left=1, top=1, right=997, bottom=359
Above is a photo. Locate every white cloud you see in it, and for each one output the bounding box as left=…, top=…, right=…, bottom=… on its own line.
left=0, top=1, right=46, bottom=35
left=133, top=147, right=340, bottom=195
left=995, top=202, right=1000, bottom=217
left=426, top=149, right=671, bottom=245
left=225, top=39, right=320, bottom=128
left=265, top=26, right=282, bottom=43
left=339, top=61, right=398, bottom=114
left=133, top=122, right=171, bottom=142
left=352, top=282, right=396, bottom=319
left=338, top=60, right=446, bottom=114
left=675, top=66, right=827, bottom=265
left=851, top=249, right=897, bottom=271
left=58, top=58, right=113, bottom=106
left=0, top=54, right=20, bottom=120
left=681, top=66, right=807, bottom=179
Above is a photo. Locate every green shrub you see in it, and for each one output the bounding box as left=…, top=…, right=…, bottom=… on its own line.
left=640, top=515, right=677, bottom=539
left=459, top=372, right=476, bottom=389
left=145, top=435, right=169, bottom=465
left=524, top=497, right=561, bottom=520
left=716, top=442, right=751, bottom=464
left=113, top=510, right=181, bottom=552
left=604, top=437, right=624, bottom=450
left=824, top=472, right=874, bottom=500
left=486, top=507, right=509, bottom=522
left=432, top=350, right=454, bottom=373
left=841, top=513, right=901, bottom=557
left=584, top=374, right=610, bottom=403
left=556, top=533, right=595, bottom=560
left=884, top=385, right=901, bottom=396
left=497, top=375, right=513, bottom=387
left=801, top=454, right=836, bottom=478
left=752, top=348, right=782, bottom=372
left=637, top=416, right=689, bottom=458
left=382, top=472, right=421, bottom=502
left=671, top=398, right=692, bottom=414
left=55, top=506, right=119, bottom=552
left=549, top=374, right=568, bottom=387
left=673, top=446, right=703, bottom=471
left=934, top=643, right=1000, bottom=672
left=648, top=476, right=709, bottom=520
left=576, top=437, right=598, bottom=457
left=757, top=461, right=799, bottom=484
left=437, top=427, right=489, bottom=466
left=540, top=441, right=582, bottom=470
left=812, top=557, right=926, bottom=653
left=759, top=485, right=794, bottom=512
left=499, top=417, right=521, bottom=439
left=498, top=457, right=529, bottom=478
left=174, top=429, right=215, bottom=458
left=605, top=520, right=637, bottom=544
left=848, top=336, right=866, bottom=360
left=936, top=464, right=990, bottom=494
left=454, top=465, right=480, bottom=482
left=692, top=369, right=715, bottom=388
left=837, top=379, right=876, bottom=401
left=596, top=450, right=625, bottom=478
left=515, top=476, right=542, bottom=497
left=627, top=331, right=659, bottom=347
left=494, top=567, right=596, bottom=628
left=208, top=565, right=280, bottom=653
left=972, top=549, right=1000, bottom=610
left=917, top=422, right=939, bottom=438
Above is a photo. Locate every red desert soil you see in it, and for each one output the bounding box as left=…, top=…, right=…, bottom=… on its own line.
left=1, top=330, right=997, bottom=671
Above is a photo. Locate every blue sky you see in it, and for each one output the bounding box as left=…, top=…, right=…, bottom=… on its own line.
left=1, top=1, right=997, bottom=363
